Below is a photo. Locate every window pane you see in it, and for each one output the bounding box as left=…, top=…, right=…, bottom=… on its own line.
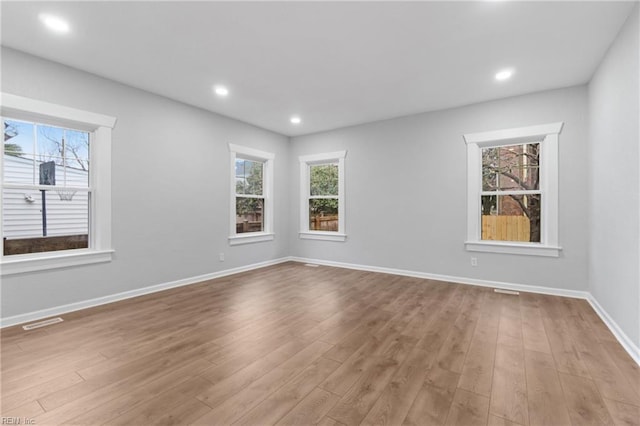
left=2, top=188, right=89, bottom=255
left=310, top=164, right=338, bottom=196
left=4, top=154, right=36, bottom=185
left=4, top=119, right=35, bottom=156
left=235, top=178, right=246, bottom=194
left=481, top=194, right=541, bottom=243
left=482, top=143, right=539, bottom=191
left=64, top=159, right=90, bottom=187
left=4, top=122, right=90, bottom=187
left=235, top=158, right=263, bottom=196
left=37, top=125, right=64, bottom=165
left=309, top=198, right=338, bottom=231
left=65, top=130, right=90, bottom=165
left=236, top=197, right=264, bottom=233
left=235, top=159, right=245, bottom=194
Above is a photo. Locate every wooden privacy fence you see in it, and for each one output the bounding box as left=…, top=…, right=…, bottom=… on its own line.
left=482, top=215, right=530, bottom=242
left=310, top=215, right=338, bottom=231
left=237, top=221, right=262, bottom=233
left=4, top=234, right=88, bottom=255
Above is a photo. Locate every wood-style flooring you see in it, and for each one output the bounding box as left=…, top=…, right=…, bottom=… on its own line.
left=1, top=262, right=639, bottom=425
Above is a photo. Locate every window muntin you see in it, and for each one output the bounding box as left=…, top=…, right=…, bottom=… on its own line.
left=481, top=142, right=541, bottom=243
left=3, top=118, right=91, bottom=255
left=299, top=151, right=346, bottom=241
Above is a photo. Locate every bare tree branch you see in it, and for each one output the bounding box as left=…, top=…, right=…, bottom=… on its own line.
left=486, top=166, right=534, bottom=191
left=507, top=195, right=530, bottom=219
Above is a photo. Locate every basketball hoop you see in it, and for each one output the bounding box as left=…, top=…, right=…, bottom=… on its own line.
left=56, top=189, right=77, bottom=201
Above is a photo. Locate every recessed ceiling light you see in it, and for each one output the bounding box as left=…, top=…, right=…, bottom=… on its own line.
left=39, top=14, right=70, bottom=33
left=290, top=116, right=302, bottom=124
left=495, top=68, right=514, bottom=81
left=213, top=85, right=229, bottom=97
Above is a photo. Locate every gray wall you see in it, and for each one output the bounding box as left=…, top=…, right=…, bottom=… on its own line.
left=290, top=86, right=590, bottom=292
left=1, top=47, right=291, bottom=318
left=588, top=5, right=639, bottom=347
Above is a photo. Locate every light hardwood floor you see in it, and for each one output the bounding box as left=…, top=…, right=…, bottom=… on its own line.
left=1, top=262, right=639, bottom=425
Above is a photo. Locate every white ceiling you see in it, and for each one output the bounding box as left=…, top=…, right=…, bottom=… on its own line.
left=1, top=1, right=635, bottom=137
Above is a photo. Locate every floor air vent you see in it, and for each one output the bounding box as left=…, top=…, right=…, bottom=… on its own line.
left=305, top=263, right=320, bottom=267
left=494, top=289, right=520, bottom=296
left=22, top=317, right=64, bottom=330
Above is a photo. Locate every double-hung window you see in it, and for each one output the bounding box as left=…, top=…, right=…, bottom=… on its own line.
left=464, top=122, right=562, bottom=257
left=481, top=142, right=542, bottom=242
left=1, top=93, right=116, bottom=275
left=299, top=151, right=347, bottom=241
left=228, top=144, right=274, bottom=245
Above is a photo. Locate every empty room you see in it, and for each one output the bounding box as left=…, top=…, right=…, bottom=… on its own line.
left=1, top=1, right=639, bottom=425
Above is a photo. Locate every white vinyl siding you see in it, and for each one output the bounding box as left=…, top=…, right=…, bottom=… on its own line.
left=3, top=156, right=88, bottom=238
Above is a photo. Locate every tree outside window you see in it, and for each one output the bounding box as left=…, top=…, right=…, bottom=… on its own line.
left=299, top=150, right=346, bottom=241
left=481, top=142, right=541, bottom=243
left=235, top=158, right=264, bottom=233
left=309, top=163, right=339, bottom=232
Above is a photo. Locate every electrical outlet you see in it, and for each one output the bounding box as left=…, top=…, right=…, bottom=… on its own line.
left=471, top=257, right=478, bottom=267
left=219, top=252, right=225, bottom=262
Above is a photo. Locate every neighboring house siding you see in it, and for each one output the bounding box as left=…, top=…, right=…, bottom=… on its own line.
left=3, top=156, right=88, bottom=239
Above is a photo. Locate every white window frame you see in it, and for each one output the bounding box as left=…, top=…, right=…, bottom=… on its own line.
left=228, top=143, right=275, bottom=246
left=299, top=151, right=347, bottom=242
left=463, top=122, right=563, bottom=257
left=1, top=93, right=116, bottom=275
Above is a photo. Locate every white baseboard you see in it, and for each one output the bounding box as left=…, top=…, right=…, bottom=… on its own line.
left=290, top=256, right=639, bottom=366
left=289, top=256, right=589, bottom=299
left=586, top=294, right=640, bottom=366
left=0, top=257, right=290, bottom=329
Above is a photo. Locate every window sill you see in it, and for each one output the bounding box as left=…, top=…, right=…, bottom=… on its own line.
left=1, top=249, right=114, bottom=276
left=228, top=232, right=275, bottom=246
left=465, top=241, right=561, bottom=257
left=299, top=231, right=347, bottom=242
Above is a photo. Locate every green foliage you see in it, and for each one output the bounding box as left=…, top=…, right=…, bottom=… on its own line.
left=236, top=159, right=264, bottom=216
left=309, top=198, right=338, bottom=215
left=236, top=197, right=263, bottom=217
left=4, top=121, right=23, bottom=157
left=3, top=143, right=23, bottom=157
left=309, top=164, right=339, bottom=215
left=310, top=164, right=338, bottom=195
left=236, top=159, right=263, bottom=195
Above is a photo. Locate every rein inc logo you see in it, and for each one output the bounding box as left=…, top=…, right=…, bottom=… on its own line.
left=1, top=418, right=35, bottom=425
